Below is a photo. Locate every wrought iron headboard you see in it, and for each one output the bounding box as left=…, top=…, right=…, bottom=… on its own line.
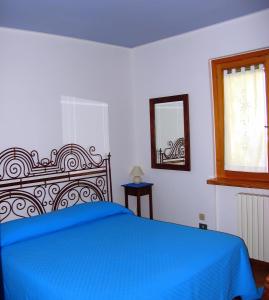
left=158, top=138, right=185, bottom=164
left=0, top=144, right=113, bottom=223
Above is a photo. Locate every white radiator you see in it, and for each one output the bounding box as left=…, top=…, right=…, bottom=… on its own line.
left=237, top=193, right=269, bottom=262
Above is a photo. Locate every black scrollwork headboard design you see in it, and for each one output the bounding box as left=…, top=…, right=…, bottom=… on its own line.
left=158, top=138, right=185, bottom=164
left=0, top=144, right=113, bottom=223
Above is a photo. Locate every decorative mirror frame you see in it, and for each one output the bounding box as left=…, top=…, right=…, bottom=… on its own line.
left=150, top=94, right=191, bottom=171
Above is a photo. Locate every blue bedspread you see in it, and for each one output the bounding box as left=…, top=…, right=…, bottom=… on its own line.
left=0, top=202, right=262, bottom=300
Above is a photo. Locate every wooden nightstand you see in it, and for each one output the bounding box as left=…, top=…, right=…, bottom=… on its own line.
left=121, top=182, right=154, bottom=219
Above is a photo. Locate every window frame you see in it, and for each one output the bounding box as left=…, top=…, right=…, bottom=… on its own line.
left=208, top=49, right=269, bottom=189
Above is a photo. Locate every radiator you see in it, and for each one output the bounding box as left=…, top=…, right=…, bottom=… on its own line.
left=237, top=193, right=269, bottom=262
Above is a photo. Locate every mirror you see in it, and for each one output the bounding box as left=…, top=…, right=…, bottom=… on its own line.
left=150, top=94, right=190, bottom=171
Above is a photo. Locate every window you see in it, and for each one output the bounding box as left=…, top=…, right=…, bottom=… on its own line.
left=208, top=49, right=269, bottom=189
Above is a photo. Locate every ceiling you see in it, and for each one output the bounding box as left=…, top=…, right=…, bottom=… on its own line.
left=0, top=0, right=269, bottom=48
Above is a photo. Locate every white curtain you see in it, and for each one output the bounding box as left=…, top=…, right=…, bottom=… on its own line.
left=224, top=64, right=267, bottom=172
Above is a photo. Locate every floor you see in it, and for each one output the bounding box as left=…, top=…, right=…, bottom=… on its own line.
left=251, top=259, right=269, bottom=287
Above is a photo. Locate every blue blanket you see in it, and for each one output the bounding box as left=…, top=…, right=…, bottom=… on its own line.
left=0, top=201, right=262, bottom=300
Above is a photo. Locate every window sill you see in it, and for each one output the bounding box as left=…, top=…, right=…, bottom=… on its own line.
left=207, top=177, right=269, bottom=190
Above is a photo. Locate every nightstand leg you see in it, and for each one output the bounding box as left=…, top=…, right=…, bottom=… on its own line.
left=137, top=195, right=141, bottom=217
left=149, top=189, right=153, bottom=219
left=125, top=189, right=129, bottom=209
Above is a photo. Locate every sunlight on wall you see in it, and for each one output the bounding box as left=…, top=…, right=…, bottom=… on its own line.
left=61, top=96, right=110, bottom=155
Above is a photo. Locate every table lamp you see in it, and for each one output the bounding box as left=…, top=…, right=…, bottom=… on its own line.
left=130, top=166, right=144, bottom=184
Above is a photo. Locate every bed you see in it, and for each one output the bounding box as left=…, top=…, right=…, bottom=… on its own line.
left=0, top=144, right=267, bottom=300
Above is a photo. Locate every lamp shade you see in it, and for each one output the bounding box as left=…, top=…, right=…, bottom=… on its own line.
left=130, top=166, right=144, bottom=177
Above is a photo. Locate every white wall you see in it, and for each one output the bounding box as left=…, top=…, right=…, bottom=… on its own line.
left=131, top=9, right=269, bottom=230
left=61, top=96, right=110, bottom=155
left=0, top=27, right=134, bottom=202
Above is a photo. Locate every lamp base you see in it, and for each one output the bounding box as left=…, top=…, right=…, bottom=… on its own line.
left=133, top=176, right=142, bottom=184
